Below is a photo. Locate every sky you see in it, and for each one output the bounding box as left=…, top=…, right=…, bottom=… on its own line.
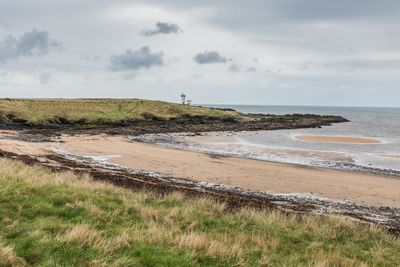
left=0, top=0, right=399, bottom=107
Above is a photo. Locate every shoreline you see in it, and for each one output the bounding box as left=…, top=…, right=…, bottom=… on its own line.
left=1, top=131, right=398, bottom=208
left=1, top=143, right=399, bottom=234
left=1, top=130, right=400, bottom=232
left=4, top=113, right=349, bottom=136
left=56, top=135, right=400, bottom=208
left=130, top=132, right=400, bottom=178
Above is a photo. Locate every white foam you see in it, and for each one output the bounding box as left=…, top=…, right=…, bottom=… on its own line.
left=129, top=132, right=400, bottom=174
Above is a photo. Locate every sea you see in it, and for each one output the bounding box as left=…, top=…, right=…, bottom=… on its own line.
left=131, top=105, right=400, bottom=173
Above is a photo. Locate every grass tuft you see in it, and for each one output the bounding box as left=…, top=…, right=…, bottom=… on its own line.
left=65, top=224, right=103, bottom=248
left=0, top=242, right=27, bottom=267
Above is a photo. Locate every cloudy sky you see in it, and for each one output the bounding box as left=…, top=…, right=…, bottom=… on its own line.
left=0, top=0, right=399, bottom=107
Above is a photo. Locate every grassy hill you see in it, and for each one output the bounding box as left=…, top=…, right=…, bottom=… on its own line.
left=0, top=158, right=399, bottom=266
left=0, top=99, right=241, bottom=125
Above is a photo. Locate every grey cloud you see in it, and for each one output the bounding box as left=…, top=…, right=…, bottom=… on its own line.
left=141, top=22, right=182, bottom=37
left=110, top=46, right=164, bottom=71
left=0, top=29, right=62, bottom=63
left=194, top=51, right=227, bottom=64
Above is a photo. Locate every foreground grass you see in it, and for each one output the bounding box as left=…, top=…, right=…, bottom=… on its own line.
left=0, top=159, right=399, bottom=266
left=0, top=99, right=240, bottom=125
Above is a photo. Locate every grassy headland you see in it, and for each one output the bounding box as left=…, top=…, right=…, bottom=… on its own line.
left=0, top=99, right=240, bottom=125
left=0, top=99, right=348, bottom=135
left=0, top=158, right=399, bottom=266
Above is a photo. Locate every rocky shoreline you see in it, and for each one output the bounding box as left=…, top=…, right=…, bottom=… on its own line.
left=2, top=113, right=349, bottom=136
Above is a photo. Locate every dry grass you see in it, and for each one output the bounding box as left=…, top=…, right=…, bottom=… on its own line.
left=66, top=224, right=103, bottom=247
left=0, top=157, right=126, bottom=194
left=175, top=232, right=243, bottom=260
left=0, top=242, right=27, bottom=267
left=0, top=98, right=241, bottom=124
left=64, top=224, right=132, bottom=255
left=105, top=232, right=131, bottom=253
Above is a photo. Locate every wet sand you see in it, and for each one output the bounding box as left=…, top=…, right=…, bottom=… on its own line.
left=1, top=132, right=399, bottom=208
left=295, top=135, right=381, bottom=144
left=190, top=134, right=355, bottom=163
left=53, top=135, right=400, bottom=208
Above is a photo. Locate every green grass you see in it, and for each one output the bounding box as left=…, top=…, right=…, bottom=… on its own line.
left=0, top=159, right=399, bottom=266
left=0, top=99, right=241, bottom=125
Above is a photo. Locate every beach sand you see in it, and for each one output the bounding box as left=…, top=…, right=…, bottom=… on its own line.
left=295, top=135, right=381, bottom=144
left=53, top=135, right=400, bottom=208
left=1, top=132, right=399, bottom=207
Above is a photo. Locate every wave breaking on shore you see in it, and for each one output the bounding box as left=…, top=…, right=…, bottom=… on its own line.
left=129, top=132, right=400, bottom=177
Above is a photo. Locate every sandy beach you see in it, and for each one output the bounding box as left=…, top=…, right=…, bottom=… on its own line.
left=53, top=134, right=400, bottom=207
left=1, top=132, right=399, bottom=208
